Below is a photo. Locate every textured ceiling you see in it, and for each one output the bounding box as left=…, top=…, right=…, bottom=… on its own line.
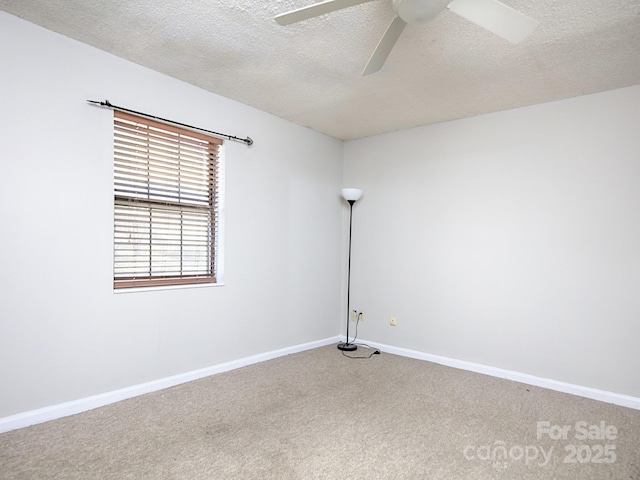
left=2, top=0, right=639, bottom=140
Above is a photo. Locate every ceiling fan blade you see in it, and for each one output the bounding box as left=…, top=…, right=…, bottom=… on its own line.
left=362, top=15, right=407, bottom=76
left=275, top=0, right=376, bottom=26
left=447, top=0, right=538, bottom=44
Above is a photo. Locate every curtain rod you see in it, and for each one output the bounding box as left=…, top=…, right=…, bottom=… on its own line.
left=87, top=99, right=253, bottom=146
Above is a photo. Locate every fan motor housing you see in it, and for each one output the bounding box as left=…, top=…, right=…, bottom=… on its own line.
left=392, top=0, right=451, bottom=24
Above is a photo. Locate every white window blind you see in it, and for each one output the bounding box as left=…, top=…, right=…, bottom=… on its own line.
left=113, top=110, right=223, bottom=289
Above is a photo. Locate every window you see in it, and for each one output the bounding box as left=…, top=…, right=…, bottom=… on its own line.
left=113, top=111, right=222, bottom=289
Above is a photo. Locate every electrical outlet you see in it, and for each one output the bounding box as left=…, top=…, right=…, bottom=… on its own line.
left=351, top=310, right=357, bottom=322
left=358, top=312, right=364, bottom=322
left=390, top=316, right=397, bottom=327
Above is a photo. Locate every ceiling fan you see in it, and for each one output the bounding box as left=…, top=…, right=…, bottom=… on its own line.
left=275, top=0, right=538, bottom=75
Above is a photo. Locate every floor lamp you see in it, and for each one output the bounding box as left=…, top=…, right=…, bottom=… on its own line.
left=337, top=188, right=363, bottom=352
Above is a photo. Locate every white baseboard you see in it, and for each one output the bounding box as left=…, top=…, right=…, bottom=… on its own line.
left=353, top=338, right=640, bottom=410
left=0, top=336, right=341, bottom=434
left=4, top=335, right=636, bottom=434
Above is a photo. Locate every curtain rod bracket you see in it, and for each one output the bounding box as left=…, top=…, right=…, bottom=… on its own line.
left=86, top=99, right=253, bottom=147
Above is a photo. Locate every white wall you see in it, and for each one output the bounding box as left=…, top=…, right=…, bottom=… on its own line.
left=2, top=10, right=638, bottom=422
left=344, top=85, right=640, bottom=398
left=0, top=12, right=344, bottom=418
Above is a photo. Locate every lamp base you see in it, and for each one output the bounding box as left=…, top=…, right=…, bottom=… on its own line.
left=337, top=342, right=357, bottom=352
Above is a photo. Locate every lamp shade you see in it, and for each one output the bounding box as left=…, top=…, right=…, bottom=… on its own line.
left=341, top=188, right=363, bottom=202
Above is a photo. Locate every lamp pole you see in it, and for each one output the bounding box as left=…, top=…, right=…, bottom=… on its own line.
left=338, top=188, right=362, bottom=351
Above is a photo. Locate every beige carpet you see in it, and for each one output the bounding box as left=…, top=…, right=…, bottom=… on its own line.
left=1, top=345, right=639, bottom=479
